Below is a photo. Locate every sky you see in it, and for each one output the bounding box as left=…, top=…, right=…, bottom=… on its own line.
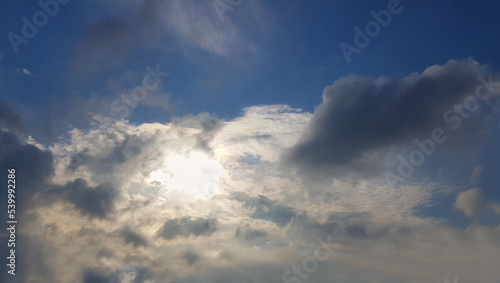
left=0, top=0, right=500, bottom=282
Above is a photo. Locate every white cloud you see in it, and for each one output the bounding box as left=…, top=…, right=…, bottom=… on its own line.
left=10, top=104, right=500, bottom=282
left=455, top=188, right=483, bottom=218
left=490, top=203, right=500, bottom=215
left=16, top=67, right=33, bottom=75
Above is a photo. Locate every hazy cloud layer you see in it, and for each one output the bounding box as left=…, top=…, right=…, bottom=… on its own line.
left=73, top=0, right=271, bottom=77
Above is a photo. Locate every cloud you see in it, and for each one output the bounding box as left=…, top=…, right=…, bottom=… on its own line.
left=284, top=213, right=395, bottom=245
left=132, top=268, right=154, bottom=283
left=120, top=227, right=149, bottom=247
left=82, top=268, right=115, bottom=283
left=172, top=112, right=225, bottom=153
left=4, top=100, right=500, bottom=282
left=180, top=250, right=201, bottom=266
left=235, top=224, right=267, bottom=242
left=0, top=103, right=59, bottom=282
left=62, top=178, right=118, bottom=219
left=15, top=68, right=33, bottom=76
left=455, top=188, right=483, bottom=218
left=0, top=132, right=54, bottom=203
left=157, top=217, right=219, bottom=240
left=470, top=164, right=483, bottom=184
left=284, top=60, right=495, bottom=177
left=74, top=0, right=270, bottom=76
left=490, top=203, right=500, bottom=215
left=38, top=94, right=117, bottom=143
left=161, top=0, right=257, bottom=58
left=233, top=193, right=296, bottom=227
left=38, top=84, right=172, bottom=144
left=453, top=188, right=500, bottom=219
left=0, top=100, right=21, bottom=132
left=73, top=0, right=165, bottom=76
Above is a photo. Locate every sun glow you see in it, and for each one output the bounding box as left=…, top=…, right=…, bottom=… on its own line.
left=148, top=152, right=225, bottom=199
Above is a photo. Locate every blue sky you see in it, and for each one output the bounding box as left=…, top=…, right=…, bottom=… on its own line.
left=2, top=0, right=499, bottom=121
left=1, top=0, right=500, bottom=282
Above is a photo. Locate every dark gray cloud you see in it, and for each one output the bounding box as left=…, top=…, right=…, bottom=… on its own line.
left=235, top=224, right=267, bottom=242
left=286, top=214, right=393, bottom=243
left=0, top=103, right=57, bottom=283
left=233, top=193, right=296, bottom=227
left=157, top=216, right=219, bottom=240
left=0, top=100, right=21, bottom=132
left=96, top=136, right=133, bottom=170
left=132, top=268, right=154, bottom=283
left=78, top=227, right=106, bottom=237
left=172, top=112, right=223, bottom=134
left=63, top=178, right=117, bottom=219
left=83, top=268, right=115, bottom=283
left=284, top=60, right=492, bottom=176
left=180, top=251, right=201, bottom=266
left=121, top=227, right=148, bottom=247
left=67, top=132, right=145, bottom=178
left=0, top=234, right=56, bottom=283
left=83, top=266, right=154, bottom=283
left=172, top=112, right=225, bottom=153
left=96, top=248, right=115, bottom=260
left=0, top=131, right=54, bottom=210
left=40, top=95, right=112, bottom=143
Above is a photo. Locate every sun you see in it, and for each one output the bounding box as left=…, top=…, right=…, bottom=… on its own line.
left=148, top=151, right=225, bottom=199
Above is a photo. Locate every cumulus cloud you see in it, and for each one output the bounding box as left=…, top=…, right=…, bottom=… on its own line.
left=61, top=179, right=118, bottom=219
left=120, top=227, right=149, bottom=247
left=233, top=193, right=296, bottom=227
left=2, top=99, right=500, bottom=282
left=455, top=188, right=484, bottom=218
left=157, top=217, right=219, bottom=240
left=82, top=268, right=116, bottom=283
left=454, top=188, right=500, bottom=218
left=284, top=60, right=497, bottom=177
left=0, top=132, right=54, bottom=205
left=172, top=112, right=225, bottom=153
left=235, top=223, right=267, bottom=242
